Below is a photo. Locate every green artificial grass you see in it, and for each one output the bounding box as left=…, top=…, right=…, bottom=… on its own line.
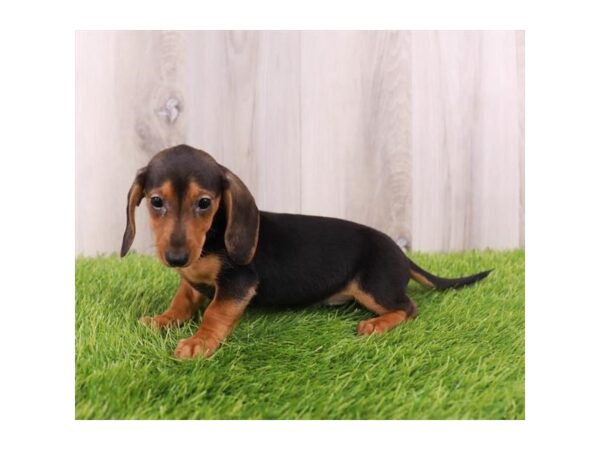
left=75, top=250, right=524, bottom=420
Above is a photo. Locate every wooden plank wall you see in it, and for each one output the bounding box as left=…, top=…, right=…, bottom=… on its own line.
left=411, top=31, right=525, bottom=251
left=75, top=30, right=524, bottom=256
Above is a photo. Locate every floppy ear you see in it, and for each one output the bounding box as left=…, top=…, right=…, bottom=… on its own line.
left=221, top=167, right=260, bottom=265
left=120, top=167, right=147, bottom=257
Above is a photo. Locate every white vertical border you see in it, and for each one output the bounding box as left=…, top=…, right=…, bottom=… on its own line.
left=1, top=0, right=599, bottom=449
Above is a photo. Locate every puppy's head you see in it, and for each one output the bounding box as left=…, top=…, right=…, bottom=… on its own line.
left=120, top=145, right=259, bottom=267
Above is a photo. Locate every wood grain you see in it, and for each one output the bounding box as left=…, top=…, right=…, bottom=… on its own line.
left=185, top=31, right=302, bottom=213
left=516, top=31, right=525, bottom=248
left=300, top=31, right=412, bottom=242
left=411, top=31, right=523, bottom=251
left=76, top=31, right=524, bottom=256
left=344, top=31, right=412, bottom=244
left=300, top=31, right=354, bottom=220
left=253, top=31, right=302, bottom=213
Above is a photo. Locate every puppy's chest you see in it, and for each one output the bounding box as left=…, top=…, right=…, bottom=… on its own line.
left=177, top=255, right=222, bottom=286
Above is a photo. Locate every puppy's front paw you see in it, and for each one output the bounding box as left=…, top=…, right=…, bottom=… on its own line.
left=139, top=314, right=182, bottom=330
left=174, top=335, right=219, bottom=359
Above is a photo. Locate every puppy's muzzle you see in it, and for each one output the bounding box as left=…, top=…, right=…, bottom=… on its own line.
left=165, top=248, right=189, bottom=267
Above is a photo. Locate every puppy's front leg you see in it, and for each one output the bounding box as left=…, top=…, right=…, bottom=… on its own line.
left=139, top=277, right=204, bottom=329
left=174, top=283, right=256, bottom=359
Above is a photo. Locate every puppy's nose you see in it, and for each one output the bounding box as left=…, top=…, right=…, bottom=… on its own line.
left=165, top=248, right=189, bottom=267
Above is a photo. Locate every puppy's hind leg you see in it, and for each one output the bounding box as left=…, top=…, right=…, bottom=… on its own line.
left=355, top=302, right=414, bottom=335
left=346, top=239, right=418, bottom=335
left=346, top=279, right=417, bottom=336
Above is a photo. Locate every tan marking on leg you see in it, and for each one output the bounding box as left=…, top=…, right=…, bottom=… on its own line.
left=343, top=281, right=389, bottom=315
left=322, top=293, right=353, bottom=306
left=139, top=277, right=203, bottom=329
left=174, top=287, right=256, bottom=359
left=410, top=269, right=435, bottom=288
left=337, top=280, right=414, bottom=336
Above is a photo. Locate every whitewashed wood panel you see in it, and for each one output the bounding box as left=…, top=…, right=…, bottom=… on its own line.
left=75, top=30, right=524, bottom=256
left=184, top=31, right=302, bottom=214
left=344, top=31, right=412, bottom=244
left=300, top=31, right=357, bottom=220
left=411, top=31, right=523, bottom=251
left=184, top=31, right=260, bottom=193
left=300, top=31, right=412, bottom=242
left=517, top=31, right=525, bottom=248
left=76, top=31, right=188, bottom=256
left=254, top=31, right=302, bottom=214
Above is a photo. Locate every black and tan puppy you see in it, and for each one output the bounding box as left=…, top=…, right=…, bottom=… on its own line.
left=121, top=145, right=491, bottom=359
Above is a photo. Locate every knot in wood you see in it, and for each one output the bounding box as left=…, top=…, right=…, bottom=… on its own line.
left=157, top=97, right=180, bottom=123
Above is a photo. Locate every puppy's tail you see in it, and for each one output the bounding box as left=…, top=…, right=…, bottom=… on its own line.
left=408, top=258, right=492, bottom=290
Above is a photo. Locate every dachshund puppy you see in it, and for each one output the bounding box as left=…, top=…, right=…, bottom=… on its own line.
left=121, top=145, right=491, bottom=359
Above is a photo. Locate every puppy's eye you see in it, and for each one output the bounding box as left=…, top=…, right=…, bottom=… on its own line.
left=150, top=196, right=164, bottom=209
left=197, top=197, right=212, bottom=210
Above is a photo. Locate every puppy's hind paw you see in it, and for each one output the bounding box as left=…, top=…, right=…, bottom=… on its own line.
left=356, top=319, right=378, bottom=336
